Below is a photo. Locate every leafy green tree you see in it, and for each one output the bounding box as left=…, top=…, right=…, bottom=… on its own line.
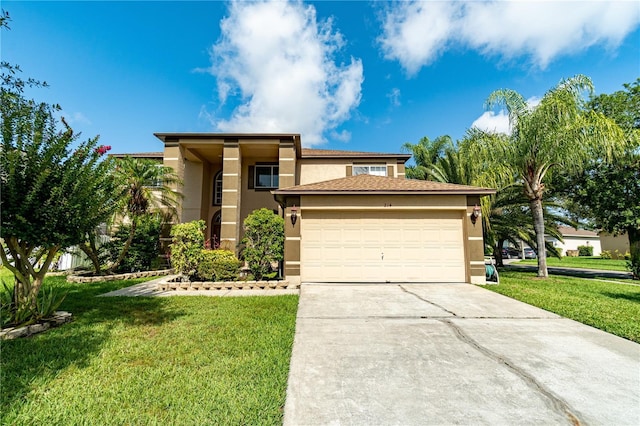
left=241, top=208, right=284, bottom=280
left=402, top=135, right=453, bottom=180
left=0, top=62, right=117, bottom=320
left=564, top=79, right=640, bottom=278
left=477, top=75, right=627, bottom=277
left=109, top=156, right=181, bottom=272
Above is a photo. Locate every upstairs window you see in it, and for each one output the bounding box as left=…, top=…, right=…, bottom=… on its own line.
left=353, top=165, right=387, bottom=176
left=250, top=164, right=279, bottom=189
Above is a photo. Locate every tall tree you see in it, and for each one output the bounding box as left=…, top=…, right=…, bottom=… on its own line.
left=0, top=61, right=117, bottom=318
left=402, top=135, right=453, bottom=180
left=108, top=156, right=181, bottom=272
left=565, top=79, right=640, bottom=278
left=479, top=75, right=627, bottom=277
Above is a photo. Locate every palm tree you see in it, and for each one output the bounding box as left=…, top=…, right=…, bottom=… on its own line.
left=402, top=135, right=453, bottom=180
left=109, top=157, right=181, bottom=272
left=429, top=134, right=569, bottom=266
left=479, top=75, right=627, bottom=277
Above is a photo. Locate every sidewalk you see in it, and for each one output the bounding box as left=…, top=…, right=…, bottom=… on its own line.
left=504, top=261, right=634, bottom=280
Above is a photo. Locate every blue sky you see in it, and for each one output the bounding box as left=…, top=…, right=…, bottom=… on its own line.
left=3, top=1, right=640, bottom=155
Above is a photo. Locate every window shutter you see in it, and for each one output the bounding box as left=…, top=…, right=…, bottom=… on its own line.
left=387, top=165, right=394, bottom=177
left=248, top=165, right=255, bottom=189
left=346, top=165, right=352, bottom=176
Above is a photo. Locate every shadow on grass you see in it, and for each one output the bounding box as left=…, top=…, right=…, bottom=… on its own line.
left=600, top=291, right=640, bottom=303
left=1, top=275, right=185, bottom=412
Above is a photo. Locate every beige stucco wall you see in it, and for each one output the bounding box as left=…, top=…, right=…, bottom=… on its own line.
left=300, top=194, right=467, bottom=210
left=600, top=232, right=630, bottom=256
left=298, top=159, right=399, bottom=185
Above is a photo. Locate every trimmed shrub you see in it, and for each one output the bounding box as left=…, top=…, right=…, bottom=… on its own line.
left=600, top=250, right=612, bottom=259
left=170, top=220, right=205, bottom=279
left=577, top=245, right=594, bottom=256
left=197, top=250, right=241, bottom=282
left=105, top=215, right=162, bottom=273
left=241, top=208, right=284, bottom=280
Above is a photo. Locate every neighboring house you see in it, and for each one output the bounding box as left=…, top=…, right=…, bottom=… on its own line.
left=548, top=226, right=602, bottom=256
left=149, top=133, right=495, bottom=285
left=600, top=232, right=630, bottom=257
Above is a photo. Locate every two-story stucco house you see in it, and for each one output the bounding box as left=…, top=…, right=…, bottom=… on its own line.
left=152, top=133, right=494, bottom=285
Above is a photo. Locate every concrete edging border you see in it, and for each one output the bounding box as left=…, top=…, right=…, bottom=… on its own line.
left=157, top=275, right=299, bottom=291
left=67, top=269, right=174, bottom=283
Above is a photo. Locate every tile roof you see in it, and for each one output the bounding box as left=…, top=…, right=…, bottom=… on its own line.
left=557, top=226, right=599, bottom=237
left=301, top=148, right=410, bottom=159
left=274, top=174, right=495, bottom=195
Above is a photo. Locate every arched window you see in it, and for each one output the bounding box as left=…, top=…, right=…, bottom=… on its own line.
left=212, top=171, right=222, bottom=206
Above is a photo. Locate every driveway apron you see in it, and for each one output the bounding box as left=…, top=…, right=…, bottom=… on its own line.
left=283, top=283, right=640, bottom=425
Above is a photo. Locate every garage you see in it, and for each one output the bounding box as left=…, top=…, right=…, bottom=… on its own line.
left=273, top=174, right=495, bottom=286
left=301, top=210, right=465, bottom=283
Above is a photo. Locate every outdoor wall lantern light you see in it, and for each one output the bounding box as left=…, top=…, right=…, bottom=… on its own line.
left=290, top=205, right=298, bottom=226
left=470, top=204, right=481, bottom=225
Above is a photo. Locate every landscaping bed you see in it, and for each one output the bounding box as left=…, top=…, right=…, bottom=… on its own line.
left=157, top=275, right=297, bottom=291
left=67, top=269, right=173, bottom=283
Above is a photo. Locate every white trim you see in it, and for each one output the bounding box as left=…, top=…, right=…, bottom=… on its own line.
left=221, top=205, right=237, bottom=209
left=279, top=158, right=295, bottom=161
left=222, top=173, right=238, bottom=177
left=285, top=260, right=301, bottom=265
left=286, top=236, right=301, bottom=241
left=163, top=157, right=179, bottom=161
left=279, top=173, right=295, bottom=177
left=222, top=189, right=238, bottom=192
left=224, top=157, right=239, bottom=161
left=470, top=261, right=486, bottom=265
left=221, top=222, right=237, bottom=225
left=468, top=236, right=484, bottom=241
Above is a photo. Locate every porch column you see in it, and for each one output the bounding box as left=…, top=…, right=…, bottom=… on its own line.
left=220, top=139, right=242, bottom=252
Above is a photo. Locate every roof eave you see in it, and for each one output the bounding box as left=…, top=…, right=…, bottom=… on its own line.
left=272, top=189, right=496, bottom=196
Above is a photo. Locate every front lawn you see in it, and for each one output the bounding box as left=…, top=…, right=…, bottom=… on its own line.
left=488, top=270, right=640, bottom=342
left=516, top=256, right=629, bottom=272
left=1, top=275, right=298, bottom=425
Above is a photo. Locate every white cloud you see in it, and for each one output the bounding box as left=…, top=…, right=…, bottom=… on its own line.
left=387, top=87, right=401, bottom=107
left=207, top=0, right=363, bottom=146
left=471, top=110, right=511, bottom=134
left=378, top=1, right=458, bottom=76
left=379, top=0, right=640, bottom=74
left=471, top=96, right=544, bottom=134
left=63, top=111, right=92, bottom=126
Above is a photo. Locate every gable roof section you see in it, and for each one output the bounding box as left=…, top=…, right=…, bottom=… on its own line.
left=558, top=226, right=599, bottom=238
left=273, top=174, right=495, bottom=195
left=301, top=148, right=411, bottom=161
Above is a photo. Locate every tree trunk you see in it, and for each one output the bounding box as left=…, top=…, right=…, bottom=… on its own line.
left=530, top=198, right=548, bottom=277
left=494, top=238, right=505, bottom=267
left=627, top=226, right=640, bottom=280
left=79, top=240, right=102, bottom=275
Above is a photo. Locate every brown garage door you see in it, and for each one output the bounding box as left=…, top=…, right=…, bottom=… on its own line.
left=301, top=210, right=466, bottom=282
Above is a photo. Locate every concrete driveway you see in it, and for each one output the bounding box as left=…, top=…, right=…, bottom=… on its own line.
left=284, top=283, right=640, bottom=425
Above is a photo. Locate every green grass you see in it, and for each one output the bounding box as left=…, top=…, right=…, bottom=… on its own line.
left=488, top=270, right=640, bottom=342
left=1, top=275, right=299, bottom=425
left=516, top=256, right=629, bottom=272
